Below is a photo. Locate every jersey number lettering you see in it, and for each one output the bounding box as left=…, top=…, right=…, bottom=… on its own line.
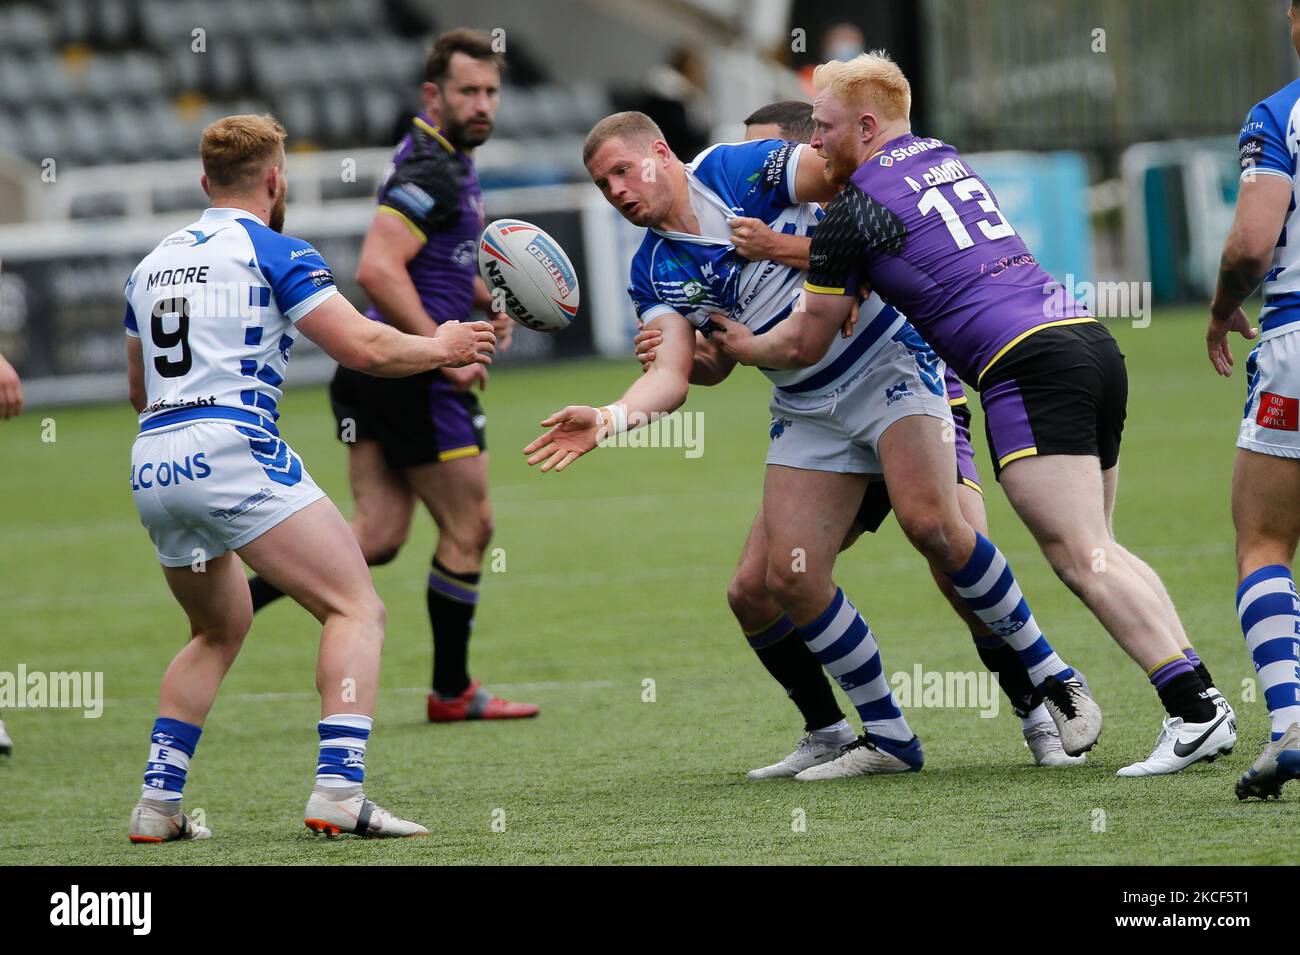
left=916, top=178, right=1015, bottom=250
left=151, top=296, right=193, bottom=378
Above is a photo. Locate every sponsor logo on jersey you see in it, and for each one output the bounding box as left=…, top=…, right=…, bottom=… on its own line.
left=210, top=487, right=277, bottom=522
left=308, top=268, right=333, bottom=287
left=761, top=142, right=796, bottom=191
left=389, top=182, right=435, bottom=218
left=1257, top=391, right=1299, bottom=430
left=879, top=155, right=894, bottom=167
left=290, top=247, right=322, bottom=260
left=885, top=380, right=913, bottom=405
left=185, top=228, right=227, bottom=246
left=883, top=137, right=944, bottom=164
left=451, top=238, right=475, bottom=268
left=524, top=234, right=576, bottom=296
left=981, top=252, right=1038, bottom=276
left=142, top=395, right=218, bottom=414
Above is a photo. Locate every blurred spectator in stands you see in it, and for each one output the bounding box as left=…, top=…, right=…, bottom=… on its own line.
left=797, top=22, right=865, bottom=96
left=617, top=47, right=710, bottom=160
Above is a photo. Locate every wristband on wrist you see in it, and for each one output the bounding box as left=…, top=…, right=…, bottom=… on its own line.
left=595, top=404, right=627, bottom=438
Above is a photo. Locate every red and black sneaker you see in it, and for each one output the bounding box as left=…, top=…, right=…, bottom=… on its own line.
left=427, top=679, right=539, bottom=722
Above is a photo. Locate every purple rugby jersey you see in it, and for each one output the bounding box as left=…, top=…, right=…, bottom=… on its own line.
left=806, top=133, right=1091, bottom=386
left=366, top=115, right=485, bottom=327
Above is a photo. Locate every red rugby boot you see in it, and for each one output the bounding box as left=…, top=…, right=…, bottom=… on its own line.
left=427, top=679, right=539, bottom=722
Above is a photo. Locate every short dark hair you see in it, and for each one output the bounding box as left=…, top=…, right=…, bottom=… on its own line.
left=425, top=28, right=504, bottom=86
left=743, top=100, right=815, bottom=143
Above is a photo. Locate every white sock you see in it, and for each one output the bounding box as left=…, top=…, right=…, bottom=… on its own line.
left=1021, top=703, right=1052, bottom=732
left=811, top=719, right=853, bottom=740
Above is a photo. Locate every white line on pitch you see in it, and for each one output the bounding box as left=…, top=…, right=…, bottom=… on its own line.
left=96, top=680, right=616, bottom=706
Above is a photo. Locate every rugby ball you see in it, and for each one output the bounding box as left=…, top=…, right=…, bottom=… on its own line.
left=477, top=219, right=580, bottom=332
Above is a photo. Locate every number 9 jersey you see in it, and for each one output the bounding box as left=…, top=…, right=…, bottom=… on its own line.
left=123, top=206, right=339, bottom=430
left=123, top=207, right=339, bottom=567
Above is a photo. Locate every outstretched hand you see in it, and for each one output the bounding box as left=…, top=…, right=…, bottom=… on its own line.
left=523, top=405, right=603, bottom=473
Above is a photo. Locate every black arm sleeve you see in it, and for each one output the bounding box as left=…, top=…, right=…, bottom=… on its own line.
left=805, top=184, right=906, bottom=294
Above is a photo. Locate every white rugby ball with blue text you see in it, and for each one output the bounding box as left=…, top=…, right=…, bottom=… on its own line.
left=477, top=218, right=580, bottom=333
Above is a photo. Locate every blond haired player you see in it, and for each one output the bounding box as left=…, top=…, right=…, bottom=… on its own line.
left=123, top=114, right=494, bottom=842
left=714, top=52, right=1233, bottom=775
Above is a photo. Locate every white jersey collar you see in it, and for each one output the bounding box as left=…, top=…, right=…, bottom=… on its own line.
left=200, top=206, right=266, bottom=225
left=649, top=169, right=736, bottom=246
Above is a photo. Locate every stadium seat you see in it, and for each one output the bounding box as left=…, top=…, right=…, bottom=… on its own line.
left=93, top=0, right=134, bottom=48
left=55, top=0, right=95, bottom=45
left=0, top=5, right=54, bottom=53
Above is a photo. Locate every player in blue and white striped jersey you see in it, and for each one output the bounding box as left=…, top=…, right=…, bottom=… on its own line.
left=525, top=111, right=1099, bottom=778
left=1208, top=0, right=1300, bottom=798
left=633, top=103, right=1082, bottom=774
left=123, top=115, right=495, bottom=842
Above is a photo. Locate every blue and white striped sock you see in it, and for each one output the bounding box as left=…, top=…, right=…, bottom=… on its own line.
left=316, top=713, right=372, bottom=790
left=795, top=588, right=915, bottom=752
left=947, top=533, right=1073, bottom=688
left=1237, top=565, right=1300, bottom=740
left=141, top=716, right=202, bottom=802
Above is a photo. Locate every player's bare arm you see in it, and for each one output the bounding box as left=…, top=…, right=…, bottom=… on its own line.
left=728, top=218, right=812, bottom=271
left=708, top=290, right=853, bottom=369
left=297, top=293, right=495, bottom=377
left=0, top=349, right=24, bottom=419
left=356, top=210, right=436, bottom=336
left=125, top=336, right=145, bottom=413
left=1207, top=174, right=1290, bottom=375
left=524, top=312, right=695, bottom=472
left=634, top=325, right=736, bottom=385
left=793, top=146, right=838, bottom=205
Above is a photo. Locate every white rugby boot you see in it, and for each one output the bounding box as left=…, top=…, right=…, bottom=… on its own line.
left=794, top=734, right=924, bottom=780
left=747, top=721, right=855, bottom=779
left=1117, top=699, right=1236, bottom=777
left=1039, top=673, right=1102, bottom=756
left=1235, top=722, right=1300, bottom=800
left=128, top=800, right=212, bottom=843
left=304, top=788, right=429, bottom=838
left=1022, top=705, right=1087, bottom=766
